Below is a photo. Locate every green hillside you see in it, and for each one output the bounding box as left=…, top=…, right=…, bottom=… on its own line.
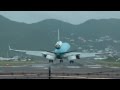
left=0, top=15, right=120, bottom=56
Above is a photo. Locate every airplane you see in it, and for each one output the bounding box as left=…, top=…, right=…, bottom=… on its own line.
left=9, top=29, right=100, bottom=64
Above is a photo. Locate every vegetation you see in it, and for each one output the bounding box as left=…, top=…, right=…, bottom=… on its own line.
left=96, top=56, right=120, bottom=67
left=0, top=15, right=120, bottom=56
left=0, top=59, right=47, bottom=66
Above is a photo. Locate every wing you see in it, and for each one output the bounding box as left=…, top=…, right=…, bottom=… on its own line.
left=9, top=46, right=56, bottom=60
left=63, top=52, right=98, bottom=60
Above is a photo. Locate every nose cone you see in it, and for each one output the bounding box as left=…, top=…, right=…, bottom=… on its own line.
left=55, top=42, right=70, bottom=54
left=55, top=41, right=62, bottom=49
left=55, top=44, right=61, bottom=49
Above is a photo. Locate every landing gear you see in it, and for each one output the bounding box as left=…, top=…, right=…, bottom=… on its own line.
left=69, top=60, right=74, bottom=64
left=60, top=59, right=63, bottom=63
left=49, top=60, right=53, bottom=63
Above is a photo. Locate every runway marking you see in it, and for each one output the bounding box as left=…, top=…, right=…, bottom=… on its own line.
left=51, top=75, right=115, bottom=79
left=32, top=66, right=46, bottom=67
left=43, top=68, right=48, bottom=69
left=51, top=75, right=87, bottom=79
left=85, top=65, right=102, bottom=67
left=51, top=76, right=114, bottom=79
left=31, top=64, right=48, bottom=67
left=0, top=75, right=25, bottom=77
left=0, top=74, right=115, bottom=79
left=110, top=67, right=120, bottom=69
left=89, top=67, right=102, bottom=68
left=0, top=74, right=37, bottom=77
left=85, top=65, right=102, bottom=68
left=85, top=77, right=114, bottom=79
left=67, top=66, right=81, bottom=68
left=0, top=66, right=27, bottom=67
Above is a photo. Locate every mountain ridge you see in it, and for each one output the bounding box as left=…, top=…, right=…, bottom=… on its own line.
left=0, top=15, right=120, bottom=56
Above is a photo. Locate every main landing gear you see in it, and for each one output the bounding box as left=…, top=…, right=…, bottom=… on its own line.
left=49, top=60, right=53, bottom=63
left=69, top=60, right=74, bottom=64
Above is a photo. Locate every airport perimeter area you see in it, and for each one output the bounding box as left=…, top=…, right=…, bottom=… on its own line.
left=0, top=59, right=120, bottom=79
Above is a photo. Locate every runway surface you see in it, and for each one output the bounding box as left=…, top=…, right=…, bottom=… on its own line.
left=0, top=59, right=120, bottom=79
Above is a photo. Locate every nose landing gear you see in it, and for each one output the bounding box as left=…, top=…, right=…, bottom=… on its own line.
left=60, top=59, right=63, bottom=63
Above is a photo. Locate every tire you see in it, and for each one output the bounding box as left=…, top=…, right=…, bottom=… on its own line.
left=49, top=60, right=53, bottom=63
left=70, top=60, right=74, bottom=64
left=60, top=59, right=63, bottom=63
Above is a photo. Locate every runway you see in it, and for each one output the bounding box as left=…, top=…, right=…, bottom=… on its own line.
left=0, top=59, right=120, bottom=79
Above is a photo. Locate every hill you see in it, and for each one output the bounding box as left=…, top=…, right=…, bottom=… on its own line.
left=0, top=15, right=120, bottom=56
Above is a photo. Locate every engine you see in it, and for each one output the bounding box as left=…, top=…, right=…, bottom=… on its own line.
left=67, top=55, right=76, bottom=60
left=67, top=54, right=80, bottom=60
left=45, top=55, right=56, bottom=60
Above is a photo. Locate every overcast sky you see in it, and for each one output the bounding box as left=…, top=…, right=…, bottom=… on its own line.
left=0, top=11, right=120, bottom=25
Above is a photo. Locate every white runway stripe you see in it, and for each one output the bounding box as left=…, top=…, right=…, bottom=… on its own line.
left=43, top=68, right=48, bottom=69
left=66, top=66, right=81, bottom=68
left=31, top=64, right=48, bottom=67
left=89, top=67, right=102, bottom=68
left=85, top=65, right=102, bottom=68
left=51, top=75, right=114, bottom=79
left=52, top=75, right=86, bottom=79
left=85, top=65, right=102, bottom=67
left=109, top=67, right=120, bottom=69
left=0, top=66, right=26, bottom=67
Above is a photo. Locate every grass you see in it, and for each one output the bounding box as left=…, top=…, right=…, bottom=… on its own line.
left=0, top=60, right=42, bottom=66
left=95, top=59, right=120, bottom=67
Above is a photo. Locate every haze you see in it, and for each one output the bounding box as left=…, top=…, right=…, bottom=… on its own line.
left=0, top=11, right=120, bottom=24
